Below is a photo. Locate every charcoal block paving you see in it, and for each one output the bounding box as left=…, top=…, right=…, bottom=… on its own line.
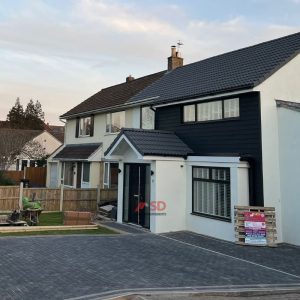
left=0, top=232, right=299, bottom=300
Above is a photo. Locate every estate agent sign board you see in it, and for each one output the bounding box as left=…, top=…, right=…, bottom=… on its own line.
left=244, top=212, right=267, bottom=245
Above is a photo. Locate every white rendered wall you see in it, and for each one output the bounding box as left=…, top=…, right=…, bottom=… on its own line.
left=186, top=157, right=249, bottom=242
left=254, top=53, right=300, bottom=243
left=277, top=108, right=300, bottom=246
left=33, top=131, right=62, bottom=155
left=65, top=108, right=141, bottom=154
left=150, top=159, right=186, bottom=233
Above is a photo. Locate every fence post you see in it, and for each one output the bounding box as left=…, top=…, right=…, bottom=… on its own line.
left=96, top=185, right=101, bottom=207
left=60, top=180, right=64, bottom=212
left=19, top=181, right=24, bottom=210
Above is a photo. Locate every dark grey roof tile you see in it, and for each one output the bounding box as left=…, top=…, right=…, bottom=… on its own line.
left=53, top=143, right=102, bottom=160
left=105, top=128, right=193, bottom=157
left=128, top=32, right=300, bottom=105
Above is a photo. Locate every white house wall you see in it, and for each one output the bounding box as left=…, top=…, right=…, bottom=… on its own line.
left=151, top=159, right=186, bottom=233
left=277, top=108, right=300, bottom=246
left=33, top=131, right=62, bottom=155
left=186, top=157, right=249, bottom=242
left=254, top=53, right=300, bottom=243
left=65, top=108, right=141, bottom=155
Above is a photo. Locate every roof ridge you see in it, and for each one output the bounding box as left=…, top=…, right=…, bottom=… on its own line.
left=100, top=70, right=166, bottom=92
left=178, top=31, right=300, bottom=70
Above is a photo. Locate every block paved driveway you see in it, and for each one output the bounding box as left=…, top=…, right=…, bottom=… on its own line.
left=0, top=230, right=300, bottom=300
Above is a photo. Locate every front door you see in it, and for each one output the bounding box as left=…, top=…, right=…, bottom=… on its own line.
left=123, top=163, right=150, bottom=229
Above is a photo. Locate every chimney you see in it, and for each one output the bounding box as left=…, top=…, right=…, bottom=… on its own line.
left=126, top=75, right=135, bottom=82
left=168, top=45, right=183, bottom=71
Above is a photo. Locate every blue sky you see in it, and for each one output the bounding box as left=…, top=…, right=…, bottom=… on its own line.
left=0, top=0, right=299, bottom=124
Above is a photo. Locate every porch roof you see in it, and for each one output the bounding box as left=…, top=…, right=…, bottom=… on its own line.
left=105, top=128, right=193, bottom=158
left=53, top=143, right=102, bottom=160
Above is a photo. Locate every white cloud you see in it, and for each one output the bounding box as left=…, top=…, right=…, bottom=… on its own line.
left=0, top=0, right=299, bottom=124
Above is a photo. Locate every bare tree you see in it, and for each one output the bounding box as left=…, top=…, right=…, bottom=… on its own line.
left=0, top=129, right=46, bottom=170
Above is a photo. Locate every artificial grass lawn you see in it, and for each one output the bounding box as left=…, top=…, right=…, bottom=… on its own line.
left=38, top=212, right=64, bottom=226
left=0, top=227, right=117, bottom=236
left=0, top=212, right=118, bottom=236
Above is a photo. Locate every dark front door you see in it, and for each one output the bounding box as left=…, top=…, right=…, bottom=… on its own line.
left=123, top=163, right=150, bottom=229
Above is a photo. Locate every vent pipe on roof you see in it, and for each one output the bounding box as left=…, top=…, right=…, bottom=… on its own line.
left=168, top=45, right=183, bottom=71
left=126, top=75, right=135, bottom=82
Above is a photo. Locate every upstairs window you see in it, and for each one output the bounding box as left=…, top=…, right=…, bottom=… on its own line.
left=75, top=115, right=94, bottom=138
left=79, top=117, right=91, bottom=136
left=183, top=104, right=195, bottom=122
left=141, top=106, right=155, bottom=129
left=183, top=98, right=239, bottom=123
left=197, top=101, right=222, bottom=121
left=224, top=98, right=239, bottom=118
left=106, top=111, right=125, bottom=133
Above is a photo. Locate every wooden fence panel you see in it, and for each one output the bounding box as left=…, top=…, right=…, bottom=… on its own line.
left=100, top=188, right=118, bottom=203
left=0, top=186, right=116, bottom=212
left=3, top=171, right=23, bottom=184
left=3, top=167, right=46, bottom=187
left=25, top=167, right=47, bottom=187
left=0, top=186, right=19, bottom=210
left=23, top=188, right=61, bottom=211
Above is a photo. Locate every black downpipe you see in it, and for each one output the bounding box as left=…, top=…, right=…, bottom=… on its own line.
left=240, top=155, right=255, bottom=206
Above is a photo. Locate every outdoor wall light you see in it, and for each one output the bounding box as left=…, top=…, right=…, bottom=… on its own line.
left=118, top=168, right=122, bottom=174
left=151, top=170, right=154, bottom=176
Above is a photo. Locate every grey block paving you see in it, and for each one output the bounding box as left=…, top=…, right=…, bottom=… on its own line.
left=162, top=231, right=300, bottom=276
left=0, top=232, right=299, bottom=300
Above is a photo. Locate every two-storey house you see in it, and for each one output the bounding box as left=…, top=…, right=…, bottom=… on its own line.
left=105, top=32, right=300, bottom=245
left=46, top=71, right=168, bottom=189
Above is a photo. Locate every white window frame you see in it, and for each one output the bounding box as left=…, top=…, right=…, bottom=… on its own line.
left=183, top=98, right=239, bottom=123
left=106, top=111, right=125, bottom=133
left=192, top=166, right=231, bottom=221
left=62, top=161, right=75, bottom=188
left=103, top=162, right=110, bottom=188
left=81, top=162, right=90, bottom=188
left=141, top=106, right=155, bottom=129
left=79, top=116, right=92, bottom=137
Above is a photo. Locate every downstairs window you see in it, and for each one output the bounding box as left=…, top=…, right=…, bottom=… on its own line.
left=192, top=167, right=231, bottom=221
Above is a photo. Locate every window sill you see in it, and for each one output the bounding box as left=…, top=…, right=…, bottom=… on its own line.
left=104, top=132, right=119, bottom=136
left=191, top=212, right=232, bottom=223
left=78, top=135, right=91, bottom=138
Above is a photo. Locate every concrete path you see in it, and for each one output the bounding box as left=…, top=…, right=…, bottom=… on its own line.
left=0, top=231, right=299, bottom=300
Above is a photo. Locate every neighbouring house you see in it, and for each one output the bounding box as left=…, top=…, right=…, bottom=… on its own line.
left=46, top=69, right=169, bottom=189
left=0, top=128, right=62, bottom=171
left=44, top=124, right=65, bottom=143
left=104, top=32, right=300, bottom=246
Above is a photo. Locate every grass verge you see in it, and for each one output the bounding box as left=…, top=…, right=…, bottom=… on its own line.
left=38, top=212, right=64, bottom=226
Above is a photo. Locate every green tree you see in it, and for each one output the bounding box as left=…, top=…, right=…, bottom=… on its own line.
left=6, top=98, right=25, bottom=128
left=24, top=99, right=45, bottom=130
